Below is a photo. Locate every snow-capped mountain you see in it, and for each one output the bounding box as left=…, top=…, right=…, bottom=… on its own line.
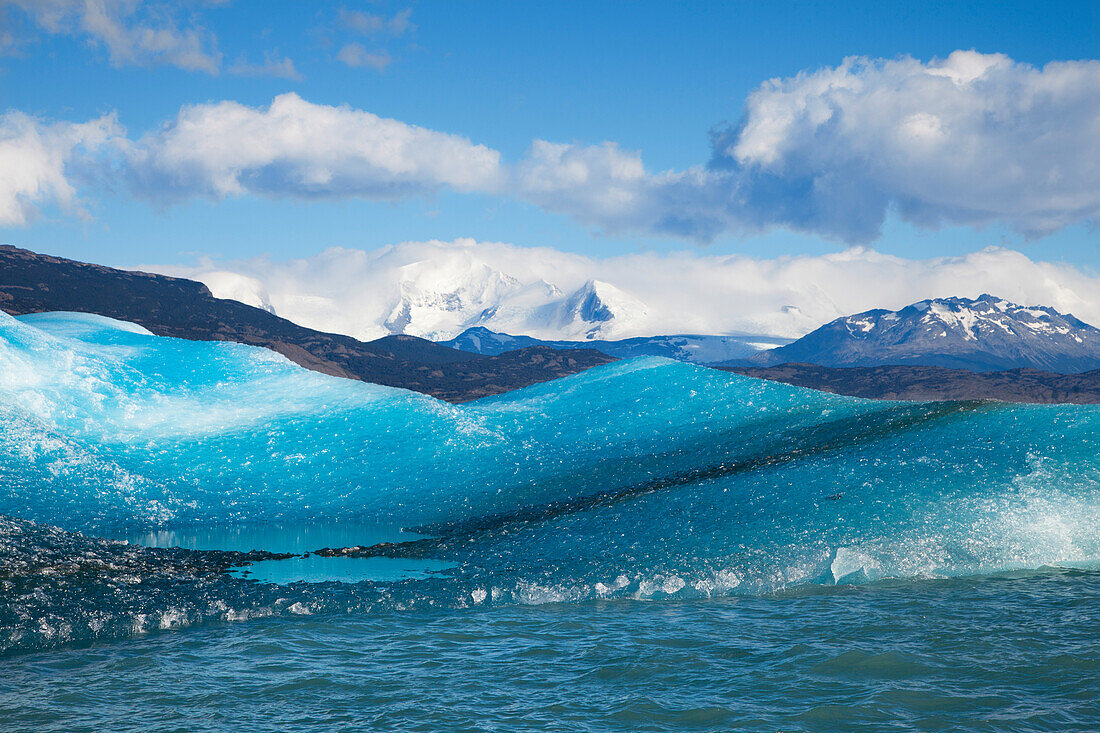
left=441, top=327, right=791, bottom=364
left=379, top=254, right=551, bottom=339
left=149, top=241, right=1100, bottom=346
left=545, top=280, right=650, bottom=340
left=744, top=295, right=1100, bottom=373
left=163, top=246, right=658, bottom=342
left=381, top=273, right=654, bottom=342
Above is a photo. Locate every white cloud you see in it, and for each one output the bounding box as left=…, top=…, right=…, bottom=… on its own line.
left=227, top=53, right=302, bottom=80
left=711, top=50, right=1100, bottom=241
left=514, top=51, right=1100, bottom=243
left=338, top=8, right=413, bottom=37
left=0, top=110, right=122, bottom=226
left=336, top=43, right=391, bottom=71
left=148, top=240, right=1100, bottom=342
left=6, top=0, right=223, bottom=73
left=514, top=140, right=727, bottom=239
left=517, top=140, right=650, bottom=226
left=125, top=92, right=504, bottom=201
left=2, top=51, right=1097, bottom=245
left=330, top=8, right=410, bottom=71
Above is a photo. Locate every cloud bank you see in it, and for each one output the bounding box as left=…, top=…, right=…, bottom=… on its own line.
left=528, top=51, right=1100, bottom=242
left=151, top=240, right=1100, bottom=342
left=1, top=51, right=1098, bottom=243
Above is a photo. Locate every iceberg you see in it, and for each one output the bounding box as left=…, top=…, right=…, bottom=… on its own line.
left=0, top=310, right=1098, bottom=653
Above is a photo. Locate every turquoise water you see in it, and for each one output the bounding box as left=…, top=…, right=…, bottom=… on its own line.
left=1, top=311, right=1098, bottom=730
left=119, top=524, right=458, bottom=584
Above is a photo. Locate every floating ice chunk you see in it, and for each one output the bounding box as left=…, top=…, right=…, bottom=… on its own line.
left=17, top=312, right=155, bottom=338
left=831, top=547, right=883, bottom=585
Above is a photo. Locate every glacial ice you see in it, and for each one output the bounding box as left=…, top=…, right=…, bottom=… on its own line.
left=0, top=309, right=1098, bottom=654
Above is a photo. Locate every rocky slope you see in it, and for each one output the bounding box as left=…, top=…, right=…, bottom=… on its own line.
left=0, top=246, right=614, bottom=402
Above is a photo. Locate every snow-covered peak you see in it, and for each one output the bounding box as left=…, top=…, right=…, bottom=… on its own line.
left=843, top=295, right=1092, bottom=345
left=155, top=242, right=1100, bottom=347
left=382, top=255, right=528, bottom=339
left=757, top=294, right=1100, bottom=372
left=279, top=249, right=656, bottom=342
left=553, top=280, right=651, bottom=339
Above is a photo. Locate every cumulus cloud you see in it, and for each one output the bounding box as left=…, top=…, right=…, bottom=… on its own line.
left=3, top=51, right=1098, bottom=244
left=518, top=141, right=658, bottom=229
left=515, top=141, right=729, bottom=239
left=5, top=0, right=223, bottom=73
left=125, top=92, right=504, bottom=201
left=708, top=50, right=1100, bottom=241
left=515, top=51, right=1100, bottom=243
left=149, top=240, right=1100, bottom=342
left=0, top=110, right=122, bottom=226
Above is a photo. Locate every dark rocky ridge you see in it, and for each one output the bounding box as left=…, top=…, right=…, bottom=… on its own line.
left=721, top=363, right=1100, bottom=404
left=0, top=245, right=615, bottom=402
left=443, top=325, right=1100, bottom=403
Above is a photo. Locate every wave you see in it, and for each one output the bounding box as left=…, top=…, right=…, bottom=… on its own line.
left=0, top=311, right=1098, bottom=653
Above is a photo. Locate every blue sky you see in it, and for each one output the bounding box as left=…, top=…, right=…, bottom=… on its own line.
left=0, top=0, right=1097, bottom=269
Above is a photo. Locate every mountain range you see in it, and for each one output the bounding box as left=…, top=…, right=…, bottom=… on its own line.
left=157, top=242, right=1100, bottom=349
left=444, top=296, right=1100, bottom=375
left=734, top=295, right=1100, bottom=373
left=440, top=327, right=789, bottom=364
left=2, top=245, right=1098, bottom=403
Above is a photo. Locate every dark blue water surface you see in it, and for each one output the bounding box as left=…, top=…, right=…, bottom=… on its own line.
left=4, top=570, right=1099, bottom=732
left=1, top=312, right=1098, bottom=731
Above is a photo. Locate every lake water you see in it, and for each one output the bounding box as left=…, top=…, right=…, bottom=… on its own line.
left=4, top=567, right=1098, bottom=732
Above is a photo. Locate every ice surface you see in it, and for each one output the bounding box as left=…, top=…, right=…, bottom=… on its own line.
left=0, top=310, right=1098, bottom=654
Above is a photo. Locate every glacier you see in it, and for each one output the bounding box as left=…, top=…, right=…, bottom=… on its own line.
left=0, top=310, right=1098, bottom=654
